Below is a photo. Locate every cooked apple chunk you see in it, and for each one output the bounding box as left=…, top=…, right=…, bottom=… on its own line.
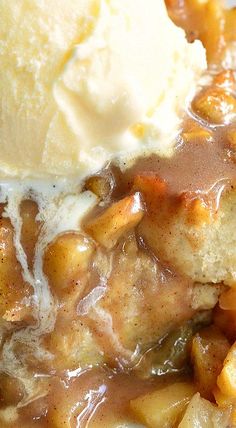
left=130, top=382, right=195, bottom=428
left=0, top=215, right=32, bottom=322
left=84, top=193, right=144, bottom=249
left=191, top=326, right=230, bottom=400
left=217, top=341, right=236, bottom=398
left=179, top=393, right=231, bottom=428
left=44, top=233, right=95, bottom=296
left=192, top=87, right=236, bottom=125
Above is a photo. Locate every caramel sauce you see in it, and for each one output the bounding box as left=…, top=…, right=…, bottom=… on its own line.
left=76, top=238, right=195, bottom=368
left=122, top=130, right=236, bottom=198
left=76, top=68, right=236, bottom=428
left=17, top=368, right=188, bottom=428
left=1, top=3, right=236, bottom=428
left=24, top=90, right=236, bottom=426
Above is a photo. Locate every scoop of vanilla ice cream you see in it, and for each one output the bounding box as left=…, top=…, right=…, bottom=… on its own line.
left=0, top=0, right=206, bottom=178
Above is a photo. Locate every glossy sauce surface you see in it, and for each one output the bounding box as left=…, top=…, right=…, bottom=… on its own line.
left=1, top=2, right=236, bottom=428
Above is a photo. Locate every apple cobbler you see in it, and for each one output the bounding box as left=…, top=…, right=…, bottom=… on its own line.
left=1, top=1, right=236, bottom=428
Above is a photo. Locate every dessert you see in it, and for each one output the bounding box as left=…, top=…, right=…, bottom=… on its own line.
left=0, top=0, right=236, bottom=427
left=0, top=0, right=205, bottom=177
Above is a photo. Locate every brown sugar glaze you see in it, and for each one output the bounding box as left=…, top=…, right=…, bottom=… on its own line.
left=121, top=124, right=236, bottom=197
left=1, top=2, right=236, bottom=428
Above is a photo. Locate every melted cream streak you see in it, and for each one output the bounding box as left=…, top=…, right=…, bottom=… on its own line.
left=0, top=179, right=97, bottom=406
